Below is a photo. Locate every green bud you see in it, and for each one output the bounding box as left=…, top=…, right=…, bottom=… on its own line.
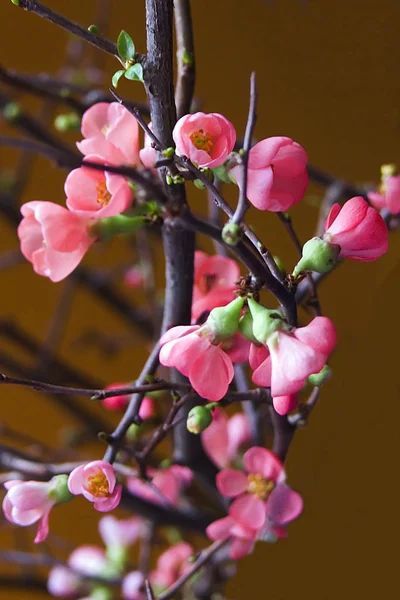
left=247, top=297, right=285, bottom=344
left=54, top=112, right=80, bottom=132
left=90, top=587, right=113, bottom=600
left=2, top=102, right=21, bottom=121
left=126, top=423, right=141, bottom=442
left=238, top=310, right=259, bottom=344
left=88, top=24, right=100, bottom=34
left=308, top=364, right=332, bottom=387
left=193, top=178, right=206, bottom=190
left=91, top=215, right=146, bottom=240
left=162, top=147, right=175, bottom=158
left=172, top=174, right=185, bottom=184
left=272, top=255, right=285, bottom=273
left=212, top=165, right=232, bottom=184
left=292, top=237, right=340, bottom=277
left=166, top=174, right=173, bottom=185
left=222, top=222, right=241, bottom=246
left=106, top=544, right=128, bottom=571
left=48, top=474, right=73, bottom=505
left=187, top=405, right=213, bottom=434
left=182, top=49, right=194, bottom=66
left=11, top=0, right=21, bottom=6
left=207, top=296, right=244, bottom=340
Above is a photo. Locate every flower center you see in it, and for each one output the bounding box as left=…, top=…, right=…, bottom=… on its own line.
left=189, top=129, right=214, bottom=153
left=101, top=124, right=111, bottom=135
left=247, top=474, right=275, bottom=500
left=86, top=471, right=110, bottom=497
left=96, top=181, right=112, bottom=207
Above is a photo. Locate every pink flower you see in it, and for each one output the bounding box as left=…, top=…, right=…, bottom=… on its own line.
left=122, top=571, right=145, bottom=600
left=139, top=121, right=156, bottom=168
left=368, top=175, right=400, bottom=215
left=159, top=325, right=234, bottom=401
left=18, top=201, right=95, bottom=282
left=323, top=196, right=388, bottom=261
left=272, top=394, right=298, bottom=416
left=68, top=545, right=107, bottom=577
left=150, top=542, right=193, bottom=590
left=68, top=461, right=122, bottom=512
left=192, top=251, right=240, bottom=322
left=2, top=479, right=56, bottom=543
left=99, top=515, right=143, bottom=548
left=124, top=266, right=145, bottom=289
left=206, top=516, right=258, bottom=560
left=231, top=136, right=308, bottom=211
left=65, top=160, right=132, bottom=218
left=201, top=408, right=251, bottom=468
left=251, top=317, right=337, bottom=397
left=173, top=112, right=236, bottom=168
left=217, top=447, right=303, bottom=532
left=102, top=384, right=154, bottom=417
left=77, top=102, right=140, bottom=165
left=127, top=465, right=192, bottom=506
left=47, top=566, right=81, bottom=597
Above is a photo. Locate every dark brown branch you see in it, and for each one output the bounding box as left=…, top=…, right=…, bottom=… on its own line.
left=174, top=0, right=196, bottom=118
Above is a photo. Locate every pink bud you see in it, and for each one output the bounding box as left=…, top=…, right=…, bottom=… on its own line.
left=324, top=196, right=388, bottom=261
left=272, top=394, right=298, bottom=416
left=18, top=201, right=95, bottom=282
left=173, top=112, right=236, bottom=168
left=368, top=174, right=400, bottom=215
left=68, top=461, right=122, bottom=512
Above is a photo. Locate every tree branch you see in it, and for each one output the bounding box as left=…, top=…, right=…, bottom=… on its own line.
left=174, top=0, right=196, bottom=118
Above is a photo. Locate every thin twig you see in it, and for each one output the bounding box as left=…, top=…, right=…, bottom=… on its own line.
left=174, top=0, right=196, bottom=118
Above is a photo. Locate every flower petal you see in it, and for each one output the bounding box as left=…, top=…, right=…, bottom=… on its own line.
left=243, top=447, right=283, bottom=481
left=229, top=494, right=266, bottom=529
left=216, top=469, right=248, bottom=497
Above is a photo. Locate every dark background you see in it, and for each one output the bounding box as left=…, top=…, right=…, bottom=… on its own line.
left=1, top=1, right=400, bottom=598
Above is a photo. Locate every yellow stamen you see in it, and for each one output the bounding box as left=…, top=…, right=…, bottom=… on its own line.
left=189, top=129, right=214, bottom=153
left=87, top=472, right=110, bottom=497
left=96, top=181, right=112, bottom=207
left=247, top=474, right=275, bottom=500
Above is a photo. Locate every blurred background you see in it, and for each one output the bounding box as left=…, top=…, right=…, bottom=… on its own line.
left=1, top=0, right=400, bottom=598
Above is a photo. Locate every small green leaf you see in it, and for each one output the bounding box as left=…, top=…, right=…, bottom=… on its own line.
left=125, top=63, right=144, bottom=82
left=117, top=30, right=135, bottom=61
left=112, top=69, right=126, bottom=88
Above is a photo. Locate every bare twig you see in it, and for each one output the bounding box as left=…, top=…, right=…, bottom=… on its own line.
left=174, top=0, right=196, bottom=118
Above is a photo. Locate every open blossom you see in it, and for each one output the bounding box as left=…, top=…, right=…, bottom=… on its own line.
left=48, top=545, right=107, bottom=597
left=173, top=112, right=236, bottom=168
left=368, top=174, right=400, bottom=215
left=150, top=542, right=193, bottom=591
left=207, top=515, right=259, bottom=560
left=192, top=251, right=240, bottom=322
left=231, top=136, right=308, bottom=211
left=68, top=461, right=122, bottom=512
left=201, top=407, right=251, bottom=468
left=251, top=316, right=337, bottom=397
left=102, top=384, right=155, bottom=416
left=3, top=479, right=57, bottom=543
left=65, top=160, right=132, bottom=218
left=77, top=102, right=140, bottom=165
left=323, top=196, right=388, bottom=260
left=18, top=201, right=96, bottom=282
left=99, top=515, right=143, bottom=549
left=216, top=447, right=303, bottom=532
left=127, top=465, right=192, bottom=506
left=159, top=325, right=234, bottom=401
left=122, top=571, right=145, bottom=600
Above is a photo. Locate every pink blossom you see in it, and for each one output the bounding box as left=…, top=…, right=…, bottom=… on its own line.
left=173, top=112, right=236, bottom=168
left=47, top=566, right=80, bottom=597
left=159, top=325, right=234, bottom=401
left=231, top=136, right=308, bottom=211
left=68, top=545, right=108, bottom=577
left=251, top=317, right=337, bottom=397
left=65, top=159, right=132, bottom=218
left=122, top=571, right=145, bottom=600
left=323, top=196, right=388, bottom=261
left=192, top=251, right=240, bottom=322
left=368, top=175, right=400, bottom=215
left=124, top=266, right=145, bottom=289
left=2, top=479, right=56, bottom=543
left=201, top=408, right=251, bottom=468
left=77, top=102, right=140, bottom=165
left=99, top=515, right=143, bottom=548
left=206, top=515, right=258, bottom=560
left=222, top=332, right=251, bottom=364
left=102, top=384, right=154, bottom=417
left=216, top=447, right=303, bottom=532
left=150, top=542, right=193, bottom=590
left=272, top=394, right=299, bottom=416
left=18, top=201, right=95, bottom=282
left=127, top=465, right=192, bottom=506
left=68, top=461, right=122, bottom=512
left=139, top=121, right=156, bottom=168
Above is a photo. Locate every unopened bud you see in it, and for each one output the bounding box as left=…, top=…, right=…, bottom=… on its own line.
left=308, top=364, right=332, bottom=387
left=54, top=112, right=80, bottom=132
left=222, top=222, right=241, bottom=246
left=293, top=237, right=340, bottom=277
left=247, top=297, right=285, bottom=345
left=88, top=24, right=100, bottom=34
left=187, top=406, right=213, bottom=434
left=2, top=102, right=21, bottom=121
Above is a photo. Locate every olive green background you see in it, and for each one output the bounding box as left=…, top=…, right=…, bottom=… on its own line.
left=1, top=1, right=400, bottom=598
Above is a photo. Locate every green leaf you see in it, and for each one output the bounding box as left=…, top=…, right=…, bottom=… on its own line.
left=125, top=63, right=144, bottom=82
left=112, top=69, right=126, bottom=88
left=117, top=30, right=135, bottom=61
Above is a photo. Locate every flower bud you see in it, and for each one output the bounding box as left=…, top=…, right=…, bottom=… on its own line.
left=222, top=222, right=241, bottom=246
left=207, top=296, right=244, bottom=340
left=247, top=297, right=284, bottom=345
left=48, top=474, right=73, bottom=505
left=2, top=102, right=21, bottom=121
left=292, top=237, right=340, bottom=277
left=54, top=112, right=81, bottom=132
left=187, top=406, right=213, bottom=434
left=308, top=364, right=332, bottom=387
